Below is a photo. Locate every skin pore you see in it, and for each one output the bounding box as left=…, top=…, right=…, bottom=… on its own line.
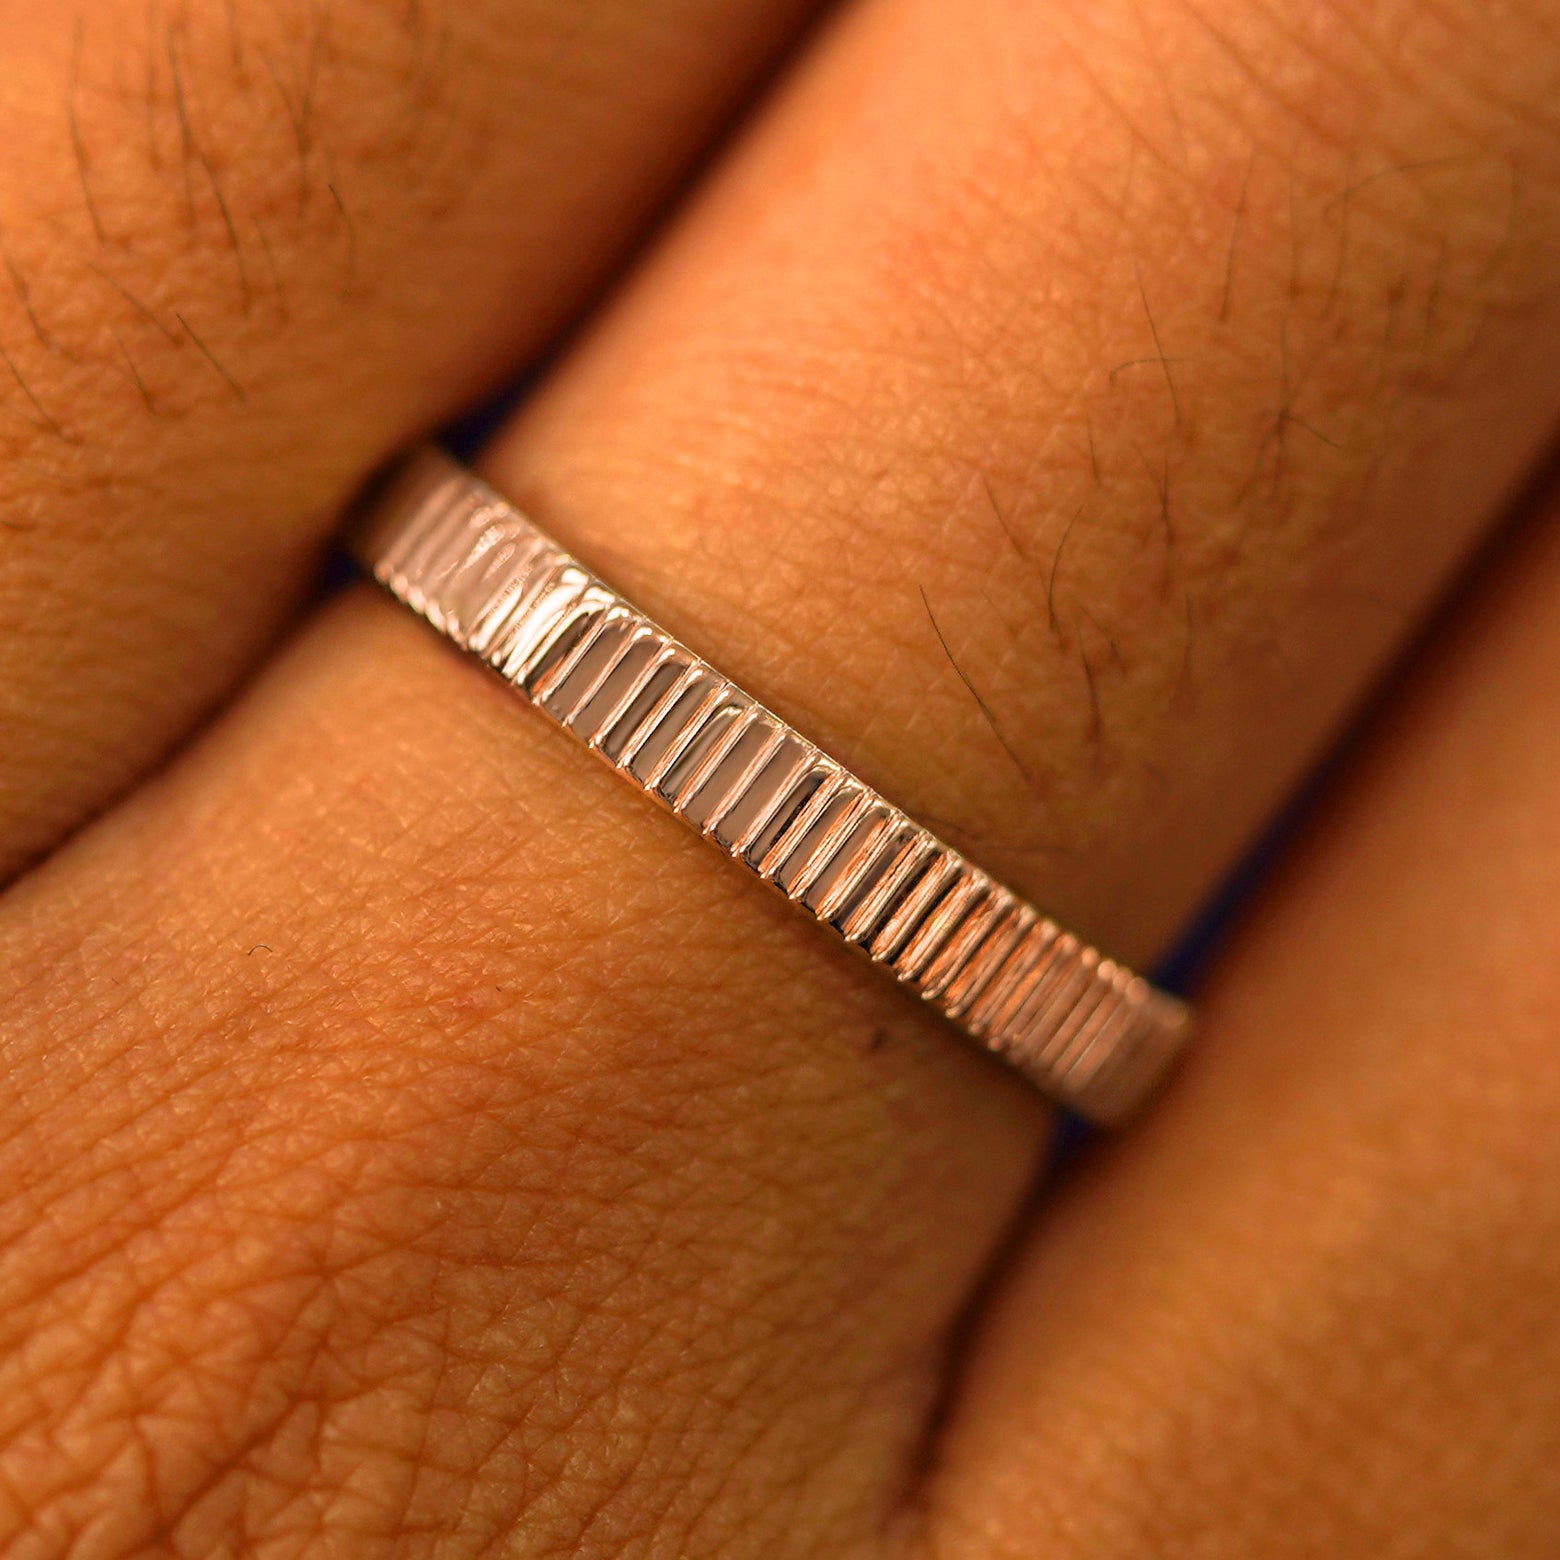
left=0, top=0, right=1557, bottom=1554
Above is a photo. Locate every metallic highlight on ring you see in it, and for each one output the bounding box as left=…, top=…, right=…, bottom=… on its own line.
left=355, top=447, right=1192, bottom=1125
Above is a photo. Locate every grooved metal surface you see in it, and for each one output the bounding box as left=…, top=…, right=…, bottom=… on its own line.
left=355, top=448, right=1191, bottom=1125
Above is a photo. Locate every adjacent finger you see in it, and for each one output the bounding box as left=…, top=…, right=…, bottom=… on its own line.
left=4, top=0, right=1560, bottom=1552
left=923, top=481, right=1560, bottom=1558
left=0, top=0, right=821, bottom=880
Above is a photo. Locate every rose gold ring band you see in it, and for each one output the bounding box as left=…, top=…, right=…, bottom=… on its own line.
left=355, top=446, right=1191, bottom=1125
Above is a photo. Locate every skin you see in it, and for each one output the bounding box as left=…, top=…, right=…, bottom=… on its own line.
left=0, top=0, right=1556, bottom=1553
left=0, top=0, right=823, bottom=878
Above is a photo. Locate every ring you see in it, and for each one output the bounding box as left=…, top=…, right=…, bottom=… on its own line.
left=354, top=447, right=1191, bottom=1125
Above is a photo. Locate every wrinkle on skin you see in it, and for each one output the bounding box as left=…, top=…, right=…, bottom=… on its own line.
left=0, top=597, right=1038, bottom=1556
left=0, top=0, right=1557, bottom=1550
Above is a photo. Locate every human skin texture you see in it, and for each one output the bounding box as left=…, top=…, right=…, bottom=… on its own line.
left=0, top=0, right=1558, bottom=1555
left=0, top=0, right=823, bottom=879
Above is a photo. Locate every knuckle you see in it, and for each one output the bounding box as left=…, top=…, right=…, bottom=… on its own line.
left=0, top=904, right=862, bottom=1559
left=0, top=1099, right=467, bottom=1555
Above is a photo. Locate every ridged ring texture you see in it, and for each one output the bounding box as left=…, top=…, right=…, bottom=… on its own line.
left=354, top=447, right=1192, bottom=1126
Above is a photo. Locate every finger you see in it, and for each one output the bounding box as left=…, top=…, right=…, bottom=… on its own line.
left=4, top=0, right=1560, bottom=1552
left=0, top=601, right=1043, bottom=1555
left=923, top=484, right=1560, bottom=1558
left=487, top=0, right=1560, bottom=963
left=0, top=0, right=821, bottom=880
